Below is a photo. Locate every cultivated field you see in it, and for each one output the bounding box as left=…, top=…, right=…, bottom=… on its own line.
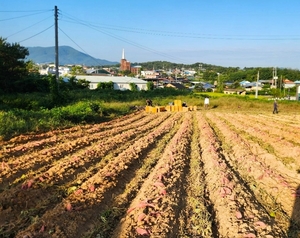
left=0, top=109, right=299, bottom=238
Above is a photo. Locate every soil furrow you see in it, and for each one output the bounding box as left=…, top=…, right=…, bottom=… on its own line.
left=16, top=112, right=184, bottom=238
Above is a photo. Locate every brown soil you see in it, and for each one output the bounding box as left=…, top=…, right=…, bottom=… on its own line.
left=0, top=110, right=299, bottom=238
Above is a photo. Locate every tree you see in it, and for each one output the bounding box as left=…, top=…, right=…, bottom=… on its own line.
left=120, top=70, right=131, bottom=76
left=147, top=81, right=154, bottom=91
left=97, top=81, right=114, bottom=90
left=0, top=37, right=29, bottom=93
left=70, top=65, right=84, bottom=75
left=61, top=76, right=90, bottom=90
left=129, top=82, right=138, bottom=91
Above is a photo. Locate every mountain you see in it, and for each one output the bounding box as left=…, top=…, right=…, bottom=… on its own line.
left=26, top=46, right=119, bottom=66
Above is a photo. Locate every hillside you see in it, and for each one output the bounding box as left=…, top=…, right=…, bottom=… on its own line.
left=26, top=46, right=118, bottom=66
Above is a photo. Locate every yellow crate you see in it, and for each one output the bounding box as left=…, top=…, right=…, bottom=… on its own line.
left=174, top=100, right=182, bottom=106
left=151, top=107, right=157, bottom=113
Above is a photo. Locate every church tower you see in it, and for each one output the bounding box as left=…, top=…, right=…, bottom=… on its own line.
left=120, top=49, right=131, bottom=71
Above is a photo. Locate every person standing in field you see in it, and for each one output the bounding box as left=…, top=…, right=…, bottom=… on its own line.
left=273, top=100, right=278, bottom=114
left=204, top=97, right=209, bottom=109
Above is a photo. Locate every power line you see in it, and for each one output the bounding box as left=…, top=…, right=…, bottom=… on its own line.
left=0, top=9, right=51, bottom=12
left=19, top=24, right=53, bottom=43
left=60, top=12, right=300, bottom=41
left=58, top=27, right=104, bottom=66
left=0, top=10, right=52, bottom=22
left=60, top=11, right=192, bottom=64
left=5, top=15, right=53, bottom=39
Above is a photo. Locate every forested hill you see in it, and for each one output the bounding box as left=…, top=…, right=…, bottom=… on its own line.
left=26, top=46, right=118, bottom=66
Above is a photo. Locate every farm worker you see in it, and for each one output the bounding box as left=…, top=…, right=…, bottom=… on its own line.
left=204, top=97, right=209, bottom=109
left=273, top=100, right=278, bottom=114
left=146, top=99, right=153, bottom=106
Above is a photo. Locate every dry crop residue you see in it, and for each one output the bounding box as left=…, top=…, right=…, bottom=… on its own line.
left=0, top=110, right=299, bottom=238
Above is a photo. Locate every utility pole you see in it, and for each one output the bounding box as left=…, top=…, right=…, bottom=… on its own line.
left=274, top=67, right=277, bottom=88
left=255, top=71, right=259, bottom=98
left=54, top=6, right=59, bottom=90
left=272, top=67, right=277, bottom=88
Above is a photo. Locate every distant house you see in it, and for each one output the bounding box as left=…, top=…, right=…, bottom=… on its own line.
left=86, top=68, right=111, bottom=76
left=244, top=82, right=263, bottom=91
left=40, top=66, right=70, bottom=76
left=190, top=81, right=214, bottom=91
left=223, top=89, right=246, bottom=95
left=183, top=70, right=196, bottom=76
left=76, top=75, right=148, bottom=91
left=141, top=70, right=160, bottom=79
left=239, top=80, right=251, bottom=87
left=131, top=65, right=142, bottom=76
left=202, top=82, right=214, bottom=90
left=258, top=79, right=272, bottom=85
left=165, top=83, right=187, bottom=90
left=283, top=79, right=296, bottom=88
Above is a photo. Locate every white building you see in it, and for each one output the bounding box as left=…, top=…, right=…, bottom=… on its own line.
left=283, top=79, right=296, bottom=89
left=75, top=75, right=148, bottom=91
left=39, top=65, right=71, bottom=76
left=141, top=70, right=160, bottom=79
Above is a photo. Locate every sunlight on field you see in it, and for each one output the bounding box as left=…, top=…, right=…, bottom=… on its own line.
left=0, top=109, right=299, bottom=237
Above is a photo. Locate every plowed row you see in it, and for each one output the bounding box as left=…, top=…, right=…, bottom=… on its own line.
left=0, top=110, right=299, bottom=238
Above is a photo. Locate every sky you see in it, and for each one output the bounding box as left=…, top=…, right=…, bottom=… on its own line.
left=1, top=0, right=300, bottom=69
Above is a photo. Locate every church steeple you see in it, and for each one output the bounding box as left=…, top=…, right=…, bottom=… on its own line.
left=122, top=48, right=125, bottom=60
left=120, top=48, right=130, bottom=71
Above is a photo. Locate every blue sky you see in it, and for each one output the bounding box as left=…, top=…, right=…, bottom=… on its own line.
left=1, top=0, right=300, bottom=69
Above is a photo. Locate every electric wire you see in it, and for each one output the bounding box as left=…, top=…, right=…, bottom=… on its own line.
left=0, top=10, right=53, bottom=22
left=0, top=9, right=51, bottom=12
left=60, top=11, right=192, bottom=64
left=60, top=11, right=300, bottom=41
left=18, top=24, right=54, bottom=43
left=58, top=27, right=105, bottom=66
left=5, top=15, right=53, bottom=39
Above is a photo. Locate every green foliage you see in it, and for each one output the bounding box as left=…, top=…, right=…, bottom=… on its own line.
left=147, top=81, right=154, bottom=91
left=89, top=102, right=101, bottom=113
left=70, top=65, right=84, bottom=75
left=120, top=70, right=131, bottom=76
left=193, top=84, right=205, bottom=92
left=0, top=37, right=29, bottom=93
left=60, top=76, right=90, bottom=91
left=129, top=82, right=138, bottom=91
left=97, top=81, right=114, bottom=90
